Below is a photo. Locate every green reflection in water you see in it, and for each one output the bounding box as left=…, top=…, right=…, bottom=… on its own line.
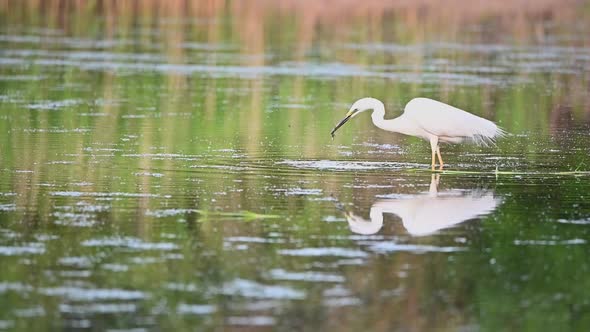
left=1, top=1, right=590, bottom=331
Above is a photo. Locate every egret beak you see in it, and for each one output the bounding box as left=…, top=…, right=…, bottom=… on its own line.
left=331, top=110, right=357, bottom=138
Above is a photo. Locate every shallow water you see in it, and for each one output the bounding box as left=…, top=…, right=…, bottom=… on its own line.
left=1, top=2, right=590, bottom=331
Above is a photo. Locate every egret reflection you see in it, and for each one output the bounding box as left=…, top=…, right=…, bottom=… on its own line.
left=345, top=175, right=500, bottom=236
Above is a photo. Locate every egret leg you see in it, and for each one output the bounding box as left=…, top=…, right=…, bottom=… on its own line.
left=428, top=174, right=440, bottom=195
left=430, top=150, right=436, bottom=171
left=429, top=136, right=439, bottom=171
left=436, top=147, right=444, bottom=170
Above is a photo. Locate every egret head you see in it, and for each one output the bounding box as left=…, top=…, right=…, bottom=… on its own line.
left=330, top=97, right=381, bottom=138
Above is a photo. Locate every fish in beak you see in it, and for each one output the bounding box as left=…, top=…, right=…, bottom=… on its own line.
left=331, top=109, right=357, bottom=138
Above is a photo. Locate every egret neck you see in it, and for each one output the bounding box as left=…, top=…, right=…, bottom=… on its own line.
left=369, top=99, right=417, bottom=137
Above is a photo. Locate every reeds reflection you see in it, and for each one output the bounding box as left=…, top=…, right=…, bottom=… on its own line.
left=345, top=174, right=500, bottom=236
left=1, top=0, right=589, bottom=220
left=2, top=0, right=586, bottom=42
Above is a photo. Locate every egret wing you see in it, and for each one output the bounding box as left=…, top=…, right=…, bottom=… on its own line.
left=403, top=98, right=503, bottom=145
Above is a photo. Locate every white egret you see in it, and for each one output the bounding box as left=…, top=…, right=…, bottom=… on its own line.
left=331, top=97, right=505, bottom=170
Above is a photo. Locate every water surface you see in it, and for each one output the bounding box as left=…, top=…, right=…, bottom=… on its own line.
left=1, top=2, right=590, bottom=331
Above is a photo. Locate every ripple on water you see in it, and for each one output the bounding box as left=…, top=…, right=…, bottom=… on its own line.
left=368, top=242, right=465, bottom=254
left=101, top=263, right=129, bottom=272
left=122, top=153, right=201, bottom=161
left=26, top=99, right=82, bottom=110
left=360, top=142, right=401, bottom=150
left=165, top=282, right=200, bottom=293
left=59, top=303, right=138, bottom=314
left=225, top=236, right=285, bottom=244
left=0, top=230, right=20, bottom=239
left=14, top=306, right=45, bottom=317
left=129, top=256, right=161, bottom=265
left=51, top=191, right=160, bottom=198
left=40, top=287, right=147, bottom=301
left=58, top=256, right=93, bottom=268
left=323, top=297, right=362, bottom=307
left=323, top=285, right=352, bottom=297
left=220, top=279, right=305, bottom=300
left=284, top=188, right=323, bottom=196
left=134, top=172, right=164, bottom=178
left=0, top=282, right=33, bottom=293
left=322, top=216, right=346, bottom=223
left=145, top=208, right=198, bottom=218
left=34, top=234, right=59, bottom=242
left=0, top=321, right=14, bottom=329
left=81, top=236, right=178, bottom=251
left=176, top=303, right=217, bottom=315
left=0, top=243, right=45, bottom=256
left=0, top=54, right=532, bottom=86
left=556, top=218, right=590, bottom=225
left=0, top=74, right=45, bottom=81
left=267, top=269, right=345, bottom=282
left=278, top=247, right=368, bottom=258
left=0, top=203, right=16, bottom=211
left=513, top=239, right=586, bottom=246
left=228, top=316, right=276, bottom=326
left=235, top=300, right=283, bottom=311
left=277, top=160, right=420, bottom=171
left=24, top=128, right=91, bottom=133
left=53, top=212, right=96, bottom=227
left=375, top=193, right=419, bottom=199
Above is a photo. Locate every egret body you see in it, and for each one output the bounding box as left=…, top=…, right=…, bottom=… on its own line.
left=331, top=97, right=505, bottom=170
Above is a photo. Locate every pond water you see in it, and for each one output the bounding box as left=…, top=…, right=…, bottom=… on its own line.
left=1, top=2, right=590, bottom=331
